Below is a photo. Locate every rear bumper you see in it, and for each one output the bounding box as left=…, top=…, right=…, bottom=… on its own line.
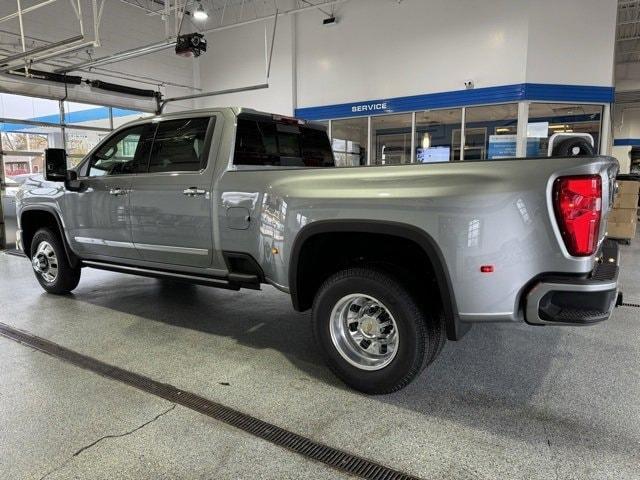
left=525, top=239, right=620, bottom=326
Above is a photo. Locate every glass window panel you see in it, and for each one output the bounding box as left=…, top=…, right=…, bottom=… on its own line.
left=527, top=103, right=603, bottom=157
left=88, top=124, right=155, bottom=177
left=65, top=129, right=110, bottom=167
left=331, top=117, right=368, bottom=167
left=234, top=118, right=333, bottom=168
left=1, top=123, right=62, bottom=177
left=415, top=109, right=463, bottom=163
left=112, top=108, right=154, bottom=128
left=63, top=101, right=110, bottom=128
left=148, top=117, right=211, bottom=173
left=0, top=93, right=60, bottom=123
left=372, top=113, right=412, bottom=165
left=464, top=104, right=518, bottom=160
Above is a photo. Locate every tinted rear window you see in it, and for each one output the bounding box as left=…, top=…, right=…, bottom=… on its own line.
left=234, top=118, right=334, bottom=168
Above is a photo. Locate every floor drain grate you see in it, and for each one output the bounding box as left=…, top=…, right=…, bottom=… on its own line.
left=621, top=302, right=640, bottom=308
left=0, top=322, right=422, bottom=480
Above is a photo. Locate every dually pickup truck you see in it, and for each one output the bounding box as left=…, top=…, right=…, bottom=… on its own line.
left=15, top=107, right=621, bottom=393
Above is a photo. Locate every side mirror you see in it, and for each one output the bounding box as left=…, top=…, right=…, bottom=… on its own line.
left=65, top=170, right=82, bottom=192
left=44, top=148, right=68, bottom=182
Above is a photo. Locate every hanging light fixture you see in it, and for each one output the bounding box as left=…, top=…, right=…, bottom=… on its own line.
left=193, top=1, right=208, bottom=21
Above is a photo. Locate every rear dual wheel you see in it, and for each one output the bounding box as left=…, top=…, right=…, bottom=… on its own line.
left=312, top=267, right=445, bottom=394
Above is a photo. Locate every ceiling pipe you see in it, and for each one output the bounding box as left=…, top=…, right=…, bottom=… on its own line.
left=57, top=0, right=350, bottom=73
left=0, top=0, right=57, bottom=24
left=55, top=40, right=176, bottom=72
left=1, top=40, right=97, bottom=74
left=158, top=82, right=269, bottom=113
left=0, top=34, right=83, bottom=66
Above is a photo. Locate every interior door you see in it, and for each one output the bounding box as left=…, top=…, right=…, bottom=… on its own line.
left=65, top=123, right=154, bottom=260
left=129, top=116, right=217, bottom=268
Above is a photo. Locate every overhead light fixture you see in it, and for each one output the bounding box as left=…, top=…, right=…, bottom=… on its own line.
left=193, top=2, right=208, bottom=21
left=421, top=133, right=431, bottom=149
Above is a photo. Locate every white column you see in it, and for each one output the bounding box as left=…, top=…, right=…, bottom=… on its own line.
left=516, top=101, right=529, bottom=158
left=600, top=104, right=611, bottom=156
left=367, top=116, right=372, bottom=165
left=410, top=111, right=416, bottom=164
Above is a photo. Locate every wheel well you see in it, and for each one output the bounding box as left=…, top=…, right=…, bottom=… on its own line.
left=21, top=210, right=63, bottom=258
left=293, top=232, right=439, bottom=309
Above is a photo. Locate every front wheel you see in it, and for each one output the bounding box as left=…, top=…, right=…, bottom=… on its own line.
left=30, top=228, right=81, bottom=294
left=312, top=267, right=442, bottom=394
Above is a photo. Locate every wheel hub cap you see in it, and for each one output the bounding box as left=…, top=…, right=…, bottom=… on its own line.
left=32, top=241, right=58, bottom=283
left=329, top=294, right=399, bottom=371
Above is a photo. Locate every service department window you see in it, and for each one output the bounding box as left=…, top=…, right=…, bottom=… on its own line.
left=415, top=109, right=462, bottom=163
left=527, top=103, right=603, bottom=157
left=331, top=117, right=368, bottom=167
left=371, top=113, right=412, bottom=165
left=463, top=104, right=518, bottom=160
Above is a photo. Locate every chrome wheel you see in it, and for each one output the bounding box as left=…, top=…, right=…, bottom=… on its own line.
left=32, top=241, right=58, bottom=283
left=329, top=294, right=399, bottom=371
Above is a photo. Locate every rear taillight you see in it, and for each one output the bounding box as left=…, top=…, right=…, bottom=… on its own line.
left=553, top=175, right=602, bottom=257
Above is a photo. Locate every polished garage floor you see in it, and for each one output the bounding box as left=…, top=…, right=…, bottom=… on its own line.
left=0, top=241, right=639, bottom=480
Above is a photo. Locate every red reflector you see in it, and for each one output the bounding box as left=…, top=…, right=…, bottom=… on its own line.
left=480, top=265, right=494, bottom=273
left=553, top=175, right=602, bottom=257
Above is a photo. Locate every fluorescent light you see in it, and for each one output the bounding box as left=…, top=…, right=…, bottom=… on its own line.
left=193, top=2, right=208, bottom=20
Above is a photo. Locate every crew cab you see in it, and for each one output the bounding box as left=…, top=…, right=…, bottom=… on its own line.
left=15, top=107, right=621, bottom=393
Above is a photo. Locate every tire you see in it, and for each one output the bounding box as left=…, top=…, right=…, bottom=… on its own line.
left=312, top=267, right=441, bottom=394
left=552, top=137, right=594, bottom=157
left=30, top=228, right=81, bottom=294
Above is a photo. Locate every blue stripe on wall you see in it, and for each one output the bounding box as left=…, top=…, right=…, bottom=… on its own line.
left=294, top=83, right=615, bottom=120
left=613, top=138, right=640, bottom=146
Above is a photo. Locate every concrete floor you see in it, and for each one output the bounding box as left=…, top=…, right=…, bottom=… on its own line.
left=0, top=241, right=639, bottom=480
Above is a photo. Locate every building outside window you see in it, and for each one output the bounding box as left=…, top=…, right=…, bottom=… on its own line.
left=0, top=93, right=153, bottom=177
left=331, top=117, right=368, bottom=167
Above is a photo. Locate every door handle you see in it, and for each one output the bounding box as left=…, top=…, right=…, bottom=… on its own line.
left=108, top=187, right=127, bottom=196
left=183, top=187, right=207, bottom=197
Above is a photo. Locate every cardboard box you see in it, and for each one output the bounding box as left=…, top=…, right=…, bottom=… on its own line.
left=613, top=193, right=639, bottom=209
left=617, top=180, right=640, bottom=196
left=607, top=221, right=637, bottom=239
left=608, top=207, right=638, bottom=224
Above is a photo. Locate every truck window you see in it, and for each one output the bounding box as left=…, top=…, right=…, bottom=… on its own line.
left=88, top=124, right=154, bottom=177
left=233, top=118, right=334, bottom=168
left=147, top=117, right=212, bottom=173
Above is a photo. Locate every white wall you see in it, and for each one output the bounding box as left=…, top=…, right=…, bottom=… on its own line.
left=524, top=0, right=617, bottom=86
left=295, top=0, right=529, bottom=108
left=194, top=0, right=617, bottom=115
left=195, top=14, right=294, bottom=115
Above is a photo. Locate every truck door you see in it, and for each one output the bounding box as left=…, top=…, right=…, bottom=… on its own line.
left=65, top=123, right=155, bottom=260
left=129, top=115, right=223, bottom=269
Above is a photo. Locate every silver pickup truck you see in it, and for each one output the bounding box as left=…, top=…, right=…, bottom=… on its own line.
left=15, top=107, right=621, bottom=394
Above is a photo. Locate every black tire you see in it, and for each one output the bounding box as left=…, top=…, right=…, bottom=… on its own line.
left=312, top=267, right=441, bottom=394
left=552, top=137, right=594, bottom=157
left=30, top=228, right=81, bottom=294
